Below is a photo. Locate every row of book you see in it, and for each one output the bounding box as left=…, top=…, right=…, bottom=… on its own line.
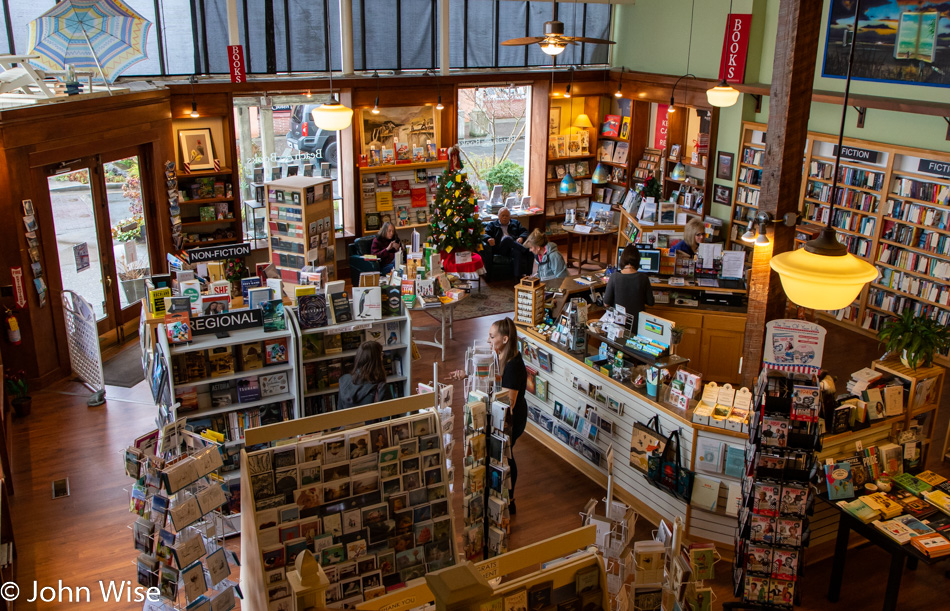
left=736, top=185, right=760, bottom=207
left=884, top=198, right=950, bottom=228
left=876, top=244, right=950, bottom=280
left=358, top=142, right=444, bottom=167
left=185, top=401, right=291, bottom=443
left=179, top=177, right=232, bottom=201
left=867, top=288, right=950, bottom=325
left=892, top=177, right=950, bottom=204
left=548, top=132, right=591, bottom=159
left=878, top=268, right=950, bottom=307
left=806, top=182, right=881, bottom=212
left=808, top=161, right=885, bottom=191
left=742, top=146, right=764, bottom=166
left=882, top=221, right=950, bottom=257
left=804, top=205, right=877, bottom=236
left=171, top=339, right=289, bottom=386
left=738, top=166, right=762, bottom=186
left=548, top=160, right=591, bottom=180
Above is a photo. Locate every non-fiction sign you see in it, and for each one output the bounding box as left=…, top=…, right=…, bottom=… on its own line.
left=11, top=266, right=25, bottom=308
left=718, top=13, right=753, bottom=83
left=918, top=158, right=950, bottom=178
left=186, top=242, right=251, bottom=263
left=191, top=308, right=262, bottom=336
left=832, top=145, right=880, bottom=164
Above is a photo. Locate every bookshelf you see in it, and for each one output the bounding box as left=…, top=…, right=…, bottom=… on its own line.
left=871, top=357, right=944, bottom=469
left=358, top=160, right=448, bottom=234
left=662, top=106, right=716, bottom=218
left=288, top=306, right=413, bottom=417
left=176, top=169, right=241, bottom=248
left=727, top=122, right=950, bottom=362
left=264, top=176, right=337, bottom=286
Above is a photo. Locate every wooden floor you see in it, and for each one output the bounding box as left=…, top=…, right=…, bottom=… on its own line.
left=9, top=284, right=950, bottom=609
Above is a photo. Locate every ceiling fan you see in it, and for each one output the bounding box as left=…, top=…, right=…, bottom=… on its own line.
left=501, top=20, right=616, bottom=57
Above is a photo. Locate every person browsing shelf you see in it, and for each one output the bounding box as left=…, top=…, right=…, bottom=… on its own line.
left=669, top=218, right=705, bottom=258
left=337, top=342, right=392, bottom=410
left=489, top=317, right=527, bottom=514
left=483, top=207, right=532, bottom=278
left=371, top=222, right=403, bottom=275
left=603, top=244, right=655, bottom=328
left=524, top=229, right=568, bottom=281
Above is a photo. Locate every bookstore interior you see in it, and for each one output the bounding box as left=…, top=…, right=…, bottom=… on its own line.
left=2, top=1, right=950, bottom=610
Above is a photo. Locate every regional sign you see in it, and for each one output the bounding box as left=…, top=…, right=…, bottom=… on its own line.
left=191, top=309, right=263, bottom=336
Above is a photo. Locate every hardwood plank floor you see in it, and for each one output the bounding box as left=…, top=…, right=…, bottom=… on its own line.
left=9, top=275, right=950, bottom=610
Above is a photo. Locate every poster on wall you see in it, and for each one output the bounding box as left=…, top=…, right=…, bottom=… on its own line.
left=73, top=243, right=90, bottom=273
left=360, top=106, right=437, bottom=155
left=822, top=1, right=950, bottom=88
left=763, top=319, right=827, bottom=374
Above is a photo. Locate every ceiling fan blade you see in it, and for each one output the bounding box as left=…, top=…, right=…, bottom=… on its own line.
left=565, top=36, right=617, bottom=45
left=501, top=37, right=545, bottom=46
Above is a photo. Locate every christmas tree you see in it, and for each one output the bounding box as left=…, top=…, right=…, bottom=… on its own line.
left=428, top=151, right=484, bottom=254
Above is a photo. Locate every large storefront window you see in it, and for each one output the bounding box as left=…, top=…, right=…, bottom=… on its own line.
left=456, top=85, right=532, bottom=201
left=233, top=95, right=343, bottom=245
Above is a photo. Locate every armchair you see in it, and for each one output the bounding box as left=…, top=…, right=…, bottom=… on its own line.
left=348, top=236, right=379, bottom=286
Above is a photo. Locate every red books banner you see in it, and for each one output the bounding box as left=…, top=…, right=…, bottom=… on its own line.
left=228, top=45, right=246, bottom=83
left=654, top=104, right=669, bottom=151
left=719, top=14, right=752, bottom=83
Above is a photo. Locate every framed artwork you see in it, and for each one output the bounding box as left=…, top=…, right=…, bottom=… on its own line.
left=549, top=107, right=561, bottom=135
left=716, top=152, right=734, bottom=181
left=713, top=184, right=733, bottom=206
left=360, top=106, right=437, bottom=154
left=822, top=1, right=950, bottom=89
left=178, top=128, right=216, bottom=171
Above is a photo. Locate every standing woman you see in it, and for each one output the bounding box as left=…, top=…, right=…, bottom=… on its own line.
left=338, top=341, right=392, bottom=409
left=371, top=222, right=403, bottom=275
left=603, top=244, right=655, bottom=329
left=489, top=317, right=527, bottom=514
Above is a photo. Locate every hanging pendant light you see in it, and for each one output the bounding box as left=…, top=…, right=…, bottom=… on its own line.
left=670, top=161, right=687, bottom=181
left=189, top=75, right=199, bottom=117
left=560, top=66, right=578, bottom=193
left=311, top=16, right=353, bottom=131
left=770, top=0, right=878, bottom=311
left=591, top=163, right=609, bottom=185
left=371, top=70, right=381, bottom=114
left=707, top=1, right=740, bottom=107
left=615, top=67, right=624, bottom=98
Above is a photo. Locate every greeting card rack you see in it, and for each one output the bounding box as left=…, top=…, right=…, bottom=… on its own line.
left=727, top=368, right=823, bottom=610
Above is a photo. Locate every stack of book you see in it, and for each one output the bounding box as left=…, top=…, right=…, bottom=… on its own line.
left=846, top=367, right=883, bottom=394
left=911, top=532, right=950, bottom=558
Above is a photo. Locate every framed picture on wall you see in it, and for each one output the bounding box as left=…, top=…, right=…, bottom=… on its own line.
left=713, top=184, right=733, bottom=206
left=716, top=152, right=734, bottom=181
left=360, top=106, right=438, bottom=155
left=549, top=107, right=561, bottom=135
left=178, top=128, right=216, bottom=171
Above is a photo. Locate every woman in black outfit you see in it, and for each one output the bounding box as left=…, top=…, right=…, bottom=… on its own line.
left=489, top=317, right=527, bottom=514
left=603, top=244, right=655, bottom=329
left=337, top=342, right=392, bottom=409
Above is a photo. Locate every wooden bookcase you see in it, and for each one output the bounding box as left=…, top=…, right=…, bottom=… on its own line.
left=662, top=105, right=717, bottom=219
left=265, top=176, right=337, bottom=285
left=358, top=160, right=448, bottom=235
left=175, top=169, right=241, bottom=248
left=871, top=356, right=945, bottom=468
left=728, top=122, right=950, bottom=365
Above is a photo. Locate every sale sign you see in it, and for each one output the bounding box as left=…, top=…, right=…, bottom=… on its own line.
left=719, top=14, right=752, bottom=83
left=11, top=266, right=25, bottom=308
left=228, top=45, right=246, bottom=83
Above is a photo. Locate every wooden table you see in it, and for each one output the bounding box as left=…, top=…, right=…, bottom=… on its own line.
left=563, top=226, right=618, bottom=270
left=823, top=496, right=950, bottom=611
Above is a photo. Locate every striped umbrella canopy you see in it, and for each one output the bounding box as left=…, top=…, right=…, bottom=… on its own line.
left=26, top=0, right=151, bottom=84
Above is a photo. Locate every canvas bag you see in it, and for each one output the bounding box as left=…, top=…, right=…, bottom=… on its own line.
left=629, top=415, right=669, bottom=474
left=647, top=429, right=694, bottom=501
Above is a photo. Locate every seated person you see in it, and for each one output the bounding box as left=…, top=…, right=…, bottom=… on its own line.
left=483, top=207, right=532, bottom=278
left=604, top=244, right=654, bottom=329
left=524, top=230, right=568, bottom=281
left=669, top=218, right=705, bottom=258
left=371, top=221, right=402, bottom=275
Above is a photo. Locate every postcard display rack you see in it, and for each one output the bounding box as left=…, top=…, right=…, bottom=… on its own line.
left=460, top=342, right=513, bottom=562
left=730, top=321, right=825, bottom=609
left=239, top=393, right=459, bottom=611
left=265, top=176, right=337, bottom=286
left=356, top=525, right=607, bottom=611
left=289, top=307, right=412, bottom=416
left=125, top=429, right=240, bottom=610
left=359, top=160, right=448, bottom=233
left=155, top=311, right=299, bottom=510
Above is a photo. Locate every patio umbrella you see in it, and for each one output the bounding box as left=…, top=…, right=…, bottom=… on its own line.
left=26, top=0, right=151, bottom=94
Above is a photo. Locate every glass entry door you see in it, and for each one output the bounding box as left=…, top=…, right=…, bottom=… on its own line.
left=46, top=149, right=152, bottom=339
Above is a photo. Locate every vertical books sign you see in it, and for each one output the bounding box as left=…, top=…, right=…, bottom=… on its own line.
left=228, top=45, right=246, bottom=83
left=718, top=14, right=752, bottom=83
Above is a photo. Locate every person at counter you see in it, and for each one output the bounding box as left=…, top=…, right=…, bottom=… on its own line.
left=483, top=208, right=532, bottom=279
left=669, top=218, right=705, bottom=258
left=603, top=244, right=654, bottom=327
left=524, top=230, right=568, bottom=281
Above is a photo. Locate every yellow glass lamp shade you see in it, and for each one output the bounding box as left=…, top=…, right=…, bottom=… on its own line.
left=574, top=113, right=594, bottom=129
left=311, top=101, right=354, bottom=131
left=770, top=247, right=879, bottom=311
left=706, top=80, right=740, bottom=107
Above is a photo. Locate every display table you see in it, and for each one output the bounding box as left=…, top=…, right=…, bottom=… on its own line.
left=439, top=251, right=486, bottom=281
left=407, top=294, right=467, bottom=360
left=563, top=226, right=618, bottom=270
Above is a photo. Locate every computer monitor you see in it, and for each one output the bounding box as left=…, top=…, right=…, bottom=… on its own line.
left=638, top=249, right=662, bottom=274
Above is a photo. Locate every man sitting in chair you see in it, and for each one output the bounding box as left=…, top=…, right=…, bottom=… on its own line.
left=483, top=208, right=532, bottom=279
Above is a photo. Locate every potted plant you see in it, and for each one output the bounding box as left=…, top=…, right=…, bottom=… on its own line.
left=224, top=258, right=249, bottom=297
left=877, top=309, right=950, bottom=370
left=670, top=324, right=685, bottom=346
left=4, top=370, right=31, bottom=417
left=117, top=256, right=149, bottom=305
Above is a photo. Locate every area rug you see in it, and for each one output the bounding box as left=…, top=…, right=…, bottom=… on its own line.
left=103, top=341, right=145, bottom=388
left=425, top=283, right=515, bottom=322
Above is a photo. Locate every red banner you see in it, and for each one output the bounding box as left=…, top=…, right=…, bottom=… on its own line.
left=719, top=14, right=752, bottom=83
left=228, top=45, right=246, bottom=83
left=11, top=266, right=25, bottom=309
left=654, top=104, right=669, bottom=152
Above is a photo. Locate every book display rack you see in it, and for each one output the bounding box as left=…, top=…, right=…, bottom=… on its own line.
left=175, top=169, right=239, bottom=249
left=727, top=122, right=950, bottom=365
left=265, top=176, right=337, bottom=286
left=124, top=429, right=240, bottom=609
left=730, top=327, right=824, bottom=609
left=359, top=161, right=448, bottom=233
left=239, top=393, right=457, bottom=610
left=290, top=305, right=412, bottom=417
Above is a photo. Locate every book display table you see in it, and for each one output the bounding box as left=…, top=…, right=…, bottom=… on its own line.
left=822, top=495, right=948, bottom=611
left=407, top=293, right=467, bottom=360
left=563, top=226, right=618, bottom=270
